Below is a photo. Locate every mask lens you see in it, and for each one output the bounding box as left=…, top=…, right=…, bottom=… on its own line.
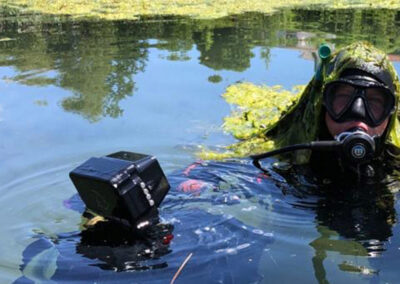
left=324, top=83, right=355, bottom=117
left=365, top=87, right=394, bottom=122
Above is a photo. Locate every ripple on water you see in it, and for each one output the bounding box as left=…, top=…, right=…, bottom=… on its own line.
left=6, top=158, right=311, bottom=283
left=6, top=157, right=385, bottom=283
left=0, top=160, right=82, bottom=282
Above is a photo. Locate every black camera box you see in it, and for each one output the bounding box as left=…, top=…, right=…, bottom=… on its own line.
left=69, top=151, right=170, bottom=225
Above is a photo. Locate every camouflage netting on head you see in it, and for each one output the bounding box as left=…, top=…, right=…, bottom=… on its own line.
left=200, top=42, right=400, bottom=163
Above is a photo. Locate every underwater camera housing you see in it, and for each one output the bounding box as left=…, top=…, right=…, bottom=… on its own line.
left=69, top=151, right=170, bottom=229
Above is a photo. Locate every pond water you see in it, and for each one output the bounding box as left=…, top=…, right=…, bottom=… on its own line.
left=1, top=8, right=400, bottom=284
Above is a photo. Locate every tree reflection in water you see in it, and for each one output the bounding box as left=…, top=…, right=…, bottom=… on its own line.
left=0, top=9, right=400, bottom=121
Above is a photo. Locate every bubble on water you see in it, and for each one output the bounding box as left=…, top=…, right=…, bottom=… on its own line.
left=252, top=229, right=264, bottom=235
left=222, top=214, right=233, bottom=219
left=236, top=243, right=250, bottom=250
left=242, top=206, right=257, bottom=212
left=216, top=243, right=250, bottom=255
left=213, top=193, right=241, bottom=205
left=160, top=216, right=181, bottom=224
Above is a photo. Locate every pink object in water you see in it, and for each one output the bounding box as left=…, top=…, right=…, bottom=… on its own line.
left=256, top=172, right=270, bottom=184
left=182, top=160, right=204, bottom=176
left=178, top=179, right=207, bottom=194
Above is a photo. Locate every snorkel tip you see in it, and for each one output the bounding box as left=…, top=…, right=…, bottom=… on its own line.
left=315, top=43, right=332, bottom=82
left=318, top=43, right=331, bottom=60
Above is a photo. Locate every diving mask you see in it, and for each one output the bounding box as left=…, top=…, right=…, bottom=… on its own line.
left=323, top=76, right=395, bottom=127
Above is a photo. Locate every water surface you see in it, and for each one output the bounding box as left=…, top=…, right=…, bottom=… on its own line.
left=1, top=8, right=400, bottom=284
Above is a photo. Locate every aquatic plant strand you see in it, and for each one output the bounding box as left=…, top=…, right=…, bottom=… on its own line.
left=170, top=252, right=193, bottom=284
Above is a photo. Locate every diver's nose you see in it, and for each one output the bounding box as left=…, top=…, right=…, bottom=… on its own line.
left=350, top=97, right=366, bottom=119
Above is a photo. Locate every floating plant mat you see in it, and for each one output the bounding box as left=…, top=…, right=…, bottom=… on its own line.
left=1, top=0, right=400, bottom=21
left=199, top=83, right=304, bottom=160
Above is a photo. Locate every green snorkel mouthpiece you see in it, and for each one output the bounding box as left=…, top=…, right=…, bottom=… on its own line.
left=315, top=43, right=331, bottom=81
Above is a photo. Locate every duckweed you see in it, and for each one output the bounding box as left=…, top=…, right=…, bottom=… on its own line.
left=1, top=0, right=400, bottom=21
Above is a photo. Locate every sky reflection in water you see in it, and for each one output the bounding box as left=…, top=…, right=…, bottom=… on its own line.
left=1, top=8, right=400, bottom=284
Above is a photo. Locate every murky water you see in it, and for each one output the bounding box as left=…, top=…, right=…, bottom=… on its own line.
left=1, top=8, right=400, bottom=284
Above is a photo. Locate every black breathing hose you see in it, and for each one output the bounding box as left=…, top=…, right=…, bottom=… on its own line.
left=250, top=141, right=341, bottom=171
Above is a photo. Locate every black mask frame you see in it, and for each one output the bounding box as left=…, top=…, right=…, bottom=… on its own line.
left=323, top=78, right=395, bottom=127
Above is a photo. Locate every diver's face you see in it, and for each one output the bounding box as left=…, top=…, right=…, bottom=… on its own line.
left=323, top=82, right=392, bottom=137
left=325, top=112, right=389, bottom=137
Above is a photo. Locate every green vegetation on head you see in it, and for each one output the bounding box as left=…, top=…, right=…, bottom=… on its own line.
left=200, top=42, right=400, bottom=163
left=322, top=42, right=400, bottom=149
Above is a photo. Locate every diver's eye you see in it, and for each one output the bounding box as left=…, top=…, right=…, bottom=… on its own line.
left=329, top=84, right=355, bottom=114
left=332, top=93, right=352, bottom=113
left=366, top=88, right=389, bottom=120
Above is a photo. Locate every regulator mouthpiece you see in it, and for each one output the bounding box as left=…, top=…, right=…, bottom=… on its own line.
left=335, top=130, right=376, bottom=164
left=251, top=129, right=377, bottom=173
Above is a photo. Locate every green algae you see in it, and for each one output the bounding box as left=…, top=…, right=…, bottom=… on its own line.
left=338, top=261, right=377, bottom=275
left=1, top=0, right=400, bottom=21
left=223, top=83, right=304, bottom=140
left=198, top=83, right=304, bottom=160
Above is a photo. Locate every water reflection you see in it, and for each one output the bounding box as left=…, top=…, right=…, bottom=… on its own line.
left=1, top=9, right=400, bottom=121
left=311, top=188, right=395, bottom=282
left=3, top=7, right=400, bottom=283
left=284, top=168, right=398, bottom=283
left=0, top=21, right=147, bottom=121
left=76, top=218, right=172, bottom=272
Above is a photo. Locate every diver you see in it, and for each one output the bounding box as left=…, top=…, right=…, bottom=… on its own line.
left=251, top=42, right=400, bottom=183
left=248, top=42, right=400, bottom=283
